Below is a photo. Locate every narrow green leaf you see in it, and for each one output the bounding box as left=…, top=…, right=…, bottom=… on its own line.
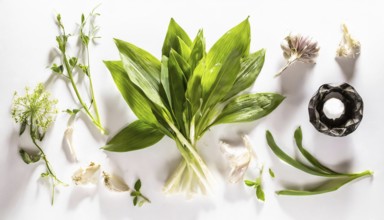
left=266, top=131, right=335, bottom=177
left=189, top=30, right=205, bottom=72
left=277, top=170, right=373, bottom=196
left=19, top=120, right=27, bottom=136
left=134, top=179, right=142, bottom=191
left=114, top=39, right=164, bottom=107
left=104, top=60, right=157, bottom=124
left=223, top=49, right=266, bottom=101
left=160, top=56, right=172, bottom=107
left=256, top=186, right=265, bottom=201
left=244, top=180, right=256, bottom=187
left=213, top=93, right=285, bottom=125
left=269, top=168, right=275, bottom=178
left=171, top=50, right=191, bottom=80
left=133, top=197, right=138, bottom=206
left=162, top=18, right=192, bottom=57
left=102, top=120, right=164, bottom=152
left=294, top=127, right=340, bottom=175
left=177, top=36, right=191, bottom=61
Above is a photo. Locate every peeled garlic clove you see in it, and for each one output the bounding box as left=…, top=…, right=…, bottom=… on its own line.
left=72, top=162, right=101, bottom=185
left=336, top=24, right=360, bottom=58
left=65, top=115, right=77, bottom=162
left=102, top=171, right=130, bottom=192
left=220, top=135, right=253, bottom=183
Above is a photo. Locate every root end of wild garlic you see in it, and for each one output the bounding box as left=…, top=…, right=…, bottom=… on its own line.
left=336, top=24, right=360, bottom=59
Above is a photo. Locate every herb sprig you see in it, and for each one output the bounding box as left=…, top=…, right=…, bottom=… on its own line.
left=12, top=84, right=66, bottom=204
left=52, top=9, right=107, bottom=134
left=104, top=18, right=284, bottom=195
left=266, top=127, right=373, bottom=195
left=245, top=166, right=265, bottom=201
left=131, top=179, right=151, bottom=207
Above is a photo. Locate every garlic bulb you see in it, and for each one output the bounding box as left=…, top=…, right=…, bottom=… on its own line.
left=336, top=24, right=360, bottom=58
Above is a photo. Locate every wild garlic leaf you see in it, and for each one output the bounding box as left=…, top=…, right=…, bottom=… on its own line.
left=177, top=37, right=191, bottom=62
left=102, top=120, right=164, bottom=152
left=294, top=127, right=340, bottom=175
left=277, top=170, right=372, bottom=196
left=266, top=131, right=336, bottom=177
left=104, top=61, right=157, bottom=124
left=160, top=56, right=172, bottom=107
left=171, top=50, right=191, bottom=80
left=189, top=30, right=205, bottom=71
left=213, top=93, right=284, bottom=125
left=222, top=49, right=266, bottom=101
left=162, top=18, right=192, bottom=57
left=114, top=39, right=164, bottom=107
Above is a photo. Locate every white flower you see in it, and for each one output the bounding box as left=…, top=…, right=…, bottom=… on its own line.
left=102, top=171, right=130, bottom=192
left=220, top=135, right=255, bottom=183
left=336, top=24, right=360, bottom=58
left=276, top=33, right=320, bottom=77
left=72, top=162, right=101, bottom=185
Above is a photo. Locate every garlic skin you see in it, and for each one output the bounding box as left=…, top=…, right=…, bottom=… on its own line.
left=336, top=24, right=360, bottom=58
left=276, top=33, right=320, bottom=77
left=220, top=135, right=255, bottom=183
left=102, top=171, right=130, bottom=192
left=65, top=115, right=77, bottom=162
left=72, top=162, right=101, bottom=185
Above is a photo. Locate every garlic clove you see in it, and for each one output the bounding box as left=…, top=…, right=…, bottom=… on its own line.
left=72, top=162, right=101, bottom=185
left=102, top=171, right=130, bottom=192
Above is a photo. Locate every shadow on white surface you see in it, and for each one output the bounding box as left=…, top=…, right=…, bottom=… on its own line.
left=336, top=57, right=357, bottom=81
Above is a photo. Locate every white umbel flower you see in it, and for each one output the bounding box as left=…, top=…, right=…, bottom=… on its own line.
left=220, top=135, right=255, bottom=183
left=276, top=33, right=320, bottom=77
left=72, top=162, right=101, bottom=185
left=336, top=24, right=360, bottom=58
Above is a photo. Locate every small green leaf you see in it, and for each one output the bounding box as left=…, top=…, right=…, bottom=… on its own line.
left=244, top=180, right=255, bottom=187
left=213, top=93, right=285, bottom=125
left=276, top=170, right=373, bottom=196
left=19, top=149, right=41, bottom=164
left=138, top=200, right=145, bottom=207
left=133, top=197, right=138, bottom=206
left=294, top=127, right=340, bottom=175
left=266, top=130, right=336, bottom=177
left=19, top=120, right=27, bottom=136
left=81, top=14, right=85, bottom=24
left=81, top=34, right=89, bottom=46
left=102, top=120, right=164, bottom=152
left=256, top=186, right=265, bottom=201
left=269, top=168, right=275, bottom=178
left=162, top=18, right=192, bottom=57
left=51, top=64, right=63, bottom=74
left=69, top=57, right=78, bottom=67
left=134, top=179, right=142, bottom=191
left=41, top=172, right=49, bottom=177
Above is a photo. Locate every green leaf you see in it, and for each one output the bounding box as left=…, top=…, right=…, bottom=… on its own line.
left=269, top=168, right=275, bottom=178
left=266, top=130, right=336, bottom=177
left=223, top=49, right=266, bottom=101
left=133, top=196, right=138, bottom=206
left=256, top=186, right=265, bottom=201
left=276, top=170, right=373, bottom=196
left=19, top=149, right=41, bottom=164
left=160, top=56, right=172, bottom=107
left=104, top=60, right=157, bottom=124
left=51, top=64, right=63, bottom=74
left=189, top=30, right=205, bottom=72
left=19, top=120, right=27, bottom=136
left=134, top=179, right=142, bottom=191
left=294, top=127, right=340, bottom=175
left=102, top=120, right=164, bottom=152
left=244, top=180, right=255, bottom=187
left=162, top=18, right=192, bottom=57
left=69, top=57, right=78, bottom=67
left=171, top=50, right=191, bottom=80
left=213, top=93, right=285, bottom=125
left=177, top=37, right=191, bottom=61
left=114, top=39, right=164, bottom=107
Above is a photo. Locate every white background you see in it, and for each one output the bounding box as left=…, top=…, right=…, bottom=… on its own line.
left=0, top=0, right=383, bottom=219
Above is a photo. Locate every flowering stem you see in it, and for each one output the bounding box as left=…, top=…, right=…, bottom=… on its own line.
left=275, top=59, right=297, bottom=77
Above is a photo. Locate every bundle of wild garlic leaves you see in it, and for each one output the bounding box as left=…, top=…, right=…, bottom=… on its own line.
left=104, top=18, right=284, bottom=195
